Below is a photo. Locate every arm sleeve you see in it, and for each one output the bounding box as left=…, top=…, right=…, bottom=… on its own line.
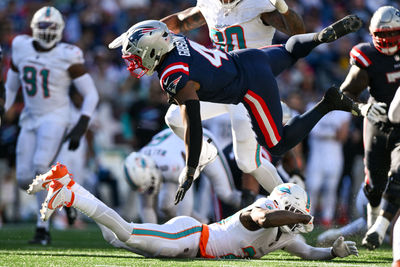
left=72, top=73, right=99, bottom=117
left=4, top=68, right=21, bottom=111
left=389, top=87, right=400, bottom=124
left=283, top=236, right=334, bottom=260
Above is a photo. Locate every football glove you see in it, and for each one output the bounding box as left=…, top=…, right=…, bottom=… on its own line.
left=360, top=102, right=387, bottom=121
left=269, top=0, right=288, bottom=13
left=331, top=236, right=359, bottom=258
left=175, top=166, right=195, bottom=205
left=64, top=115, right=90, bottom=151
left=298, top=215, right=314, bottom=233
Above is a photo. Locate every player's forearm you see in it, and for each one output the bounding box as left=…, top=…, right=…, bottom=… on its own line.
left=182, top=99, right=202, bottom=170
left=161, top=7, right=205, bottom=34
left=72, top=73, right=99, bottom=117
left=285, top=241, right=334, bottom=260
left=258, top=209, right=311, bottom=228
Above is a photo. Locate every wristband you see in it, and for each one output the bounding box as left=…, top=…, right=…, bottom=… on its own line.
left=330, top=247, right=337, bottom=258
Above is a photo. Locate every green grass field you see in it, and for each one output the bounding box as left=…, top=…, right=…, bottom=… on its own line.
left=0, top=223, right=393, bottom=267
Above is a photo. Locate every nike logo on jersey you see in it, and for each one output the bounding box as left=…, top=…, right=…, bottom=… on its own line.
left=163, top=77, right=169, bottom=86
left=165, top=75, right=182, bottom=94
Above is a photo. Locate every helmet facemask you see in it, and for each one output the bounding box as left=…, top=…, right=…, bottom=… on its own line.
left=31, top=6, right=65, bottom=49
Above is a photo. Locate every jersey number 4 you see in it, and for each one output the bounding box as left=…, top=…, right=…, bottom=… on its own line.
left=189, top=40, right=228, bottom=67
left=23, top=66, right=50, bottom=97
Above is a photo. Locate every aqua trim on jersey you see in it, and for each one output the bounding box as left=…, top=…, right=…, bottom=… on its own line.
left=255, top=144, right=261, bottom=167
left=132, top=226, right=202, bottom=239
left=243, top=90, right=281, bottom=148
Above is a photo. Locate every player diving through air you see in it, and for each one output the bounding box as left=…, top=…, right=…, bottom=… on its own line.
left=108, top=15, right=363, bottom=204
left=30, top=163, right=358, bottom=259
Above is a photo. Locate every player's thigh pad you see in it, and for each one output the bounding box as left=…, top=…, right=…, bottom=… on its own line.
left=127, top=216, right=202, bottom=258
left=33, top=120, right=68, bottom=172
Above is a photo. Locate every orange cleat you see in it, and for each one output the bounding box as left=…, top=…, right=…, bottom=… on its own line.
left=40, top=180, right=74, bottom=221
left=27, top=163, right=74, bottom=194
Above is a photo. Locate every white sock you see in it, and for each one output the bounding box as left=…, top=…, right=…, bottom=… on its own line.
left=72, top=192, right=132, bottom=242
left=36, top=190, right=49, bottom=230
left=250, top=163, right=283, bottom=193
left=367, top=203, right=380, bottom=228
left=368, top=215, right=391, bottom=239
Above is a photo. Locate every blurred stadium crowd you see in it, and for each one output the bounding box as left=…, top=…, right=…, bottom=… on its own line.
left=0, top=0, right=398, bottom=230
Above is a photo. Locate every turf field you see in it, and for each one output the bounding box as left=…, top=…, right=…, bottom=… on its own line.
left=0, top=223, right=393, bottom=267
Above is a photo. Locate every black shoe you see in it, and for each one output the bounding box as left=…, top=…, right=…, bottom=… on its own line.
left=318, top=15, right=362, bottom=43
left=65, top=206, right=77, bottom=226
left=322, top=86, right=361, bottom=115
left=362, top=231, right=381, bottom=250
left=28, top=227, right=51, bottom=245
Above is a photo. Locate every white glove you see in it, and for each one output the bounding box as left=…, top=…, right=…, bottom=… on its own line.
left=269, top=0, right=288, bottom=13
left=298, top=215, right=314, bottom=233
left=331, top=236, right=359, bottom=258
left=360, top=102, right=387, bottom=118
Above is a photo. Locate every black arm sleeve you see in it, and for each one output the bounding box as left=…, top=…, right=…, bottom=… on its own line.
left=184, top=99, right=202, bottom=169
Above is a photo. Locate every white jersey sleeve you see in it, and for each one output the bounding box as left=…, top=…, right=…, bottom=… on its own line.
left=59, top=43, right=85, bottom=66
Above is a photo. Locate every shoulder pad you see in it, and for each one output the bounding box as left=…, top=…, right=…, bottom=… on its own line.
left=59, top=43, right=85, bottom=65
left=159, top=62, right=189, bottom=95
left=349, top=43, right=373, bottom=69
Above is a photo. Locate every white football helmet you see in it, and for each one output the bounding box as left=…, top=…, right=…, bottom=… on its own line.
left=268, top=183, right=312, bottom=234
left=369, top=6, right=400, bottom=55
left=30, top=6, right=65, bottom=49
left=124, top=152, right=161, bottom=194
left=108, top=20, right=175, bottom=78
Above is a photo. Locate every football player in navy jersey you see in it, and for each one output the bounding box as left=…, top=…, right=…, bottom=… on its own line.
left=339, top=6, right=400, bottom=250
left=109, top=16, right=363, bottom=204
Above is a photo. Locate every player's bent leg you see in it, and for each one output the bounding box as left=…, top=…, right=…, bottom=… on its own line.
left=126, top=216, right=202, bottom=258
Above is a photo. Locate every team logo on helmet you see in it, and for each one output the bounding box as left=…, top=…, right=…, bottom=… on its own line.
left=128, top=27, right=157, bottom=45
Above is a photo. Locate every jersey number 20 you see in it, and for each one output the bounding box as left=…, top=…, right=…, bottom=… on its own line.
left=23, top=66, right=50, bottom=97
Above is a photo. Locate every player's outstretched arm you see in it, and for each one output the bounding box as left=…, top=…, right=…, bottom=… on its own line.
left=284, top=236, right=358, bottom=260
left=161, top=7, right=206, bottom=34
left=174, top=81, right=202, bottom=204
left=261, top=0, right=305, bottom=36
left=247, top=207, right=312, bottom=229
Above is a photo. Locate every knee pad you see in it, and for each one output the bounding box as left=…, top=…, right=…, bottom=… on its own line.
left=383, top=174, right=400, bottom=207
left=363, top=182, right=384, bottom=207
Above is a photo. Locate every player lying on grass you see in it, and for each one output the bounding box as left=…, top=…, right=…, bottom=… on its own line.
left=28, top=164, right=358, bottom=259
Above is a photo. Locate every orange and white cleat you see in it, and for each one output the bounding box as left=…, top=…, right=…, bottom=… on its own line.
left=27, top=163, right=74, bottom=194
left=40, top=180, right=75, bottom=221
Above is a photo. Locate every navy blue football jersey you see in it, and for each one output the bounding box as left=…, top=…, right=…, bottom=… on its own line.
left=350, top=42, right=400, bottom=105
left=157, top=35, right=247, bottom=104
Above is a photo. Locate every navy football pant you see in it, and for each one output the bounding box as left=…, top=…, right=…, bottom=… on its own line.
left=241, top=33, right=329, bottom=156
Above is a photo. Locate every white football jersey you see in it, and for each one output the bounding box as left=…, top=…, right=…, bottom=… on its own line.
left=206, top=197, right=295, bottom=258
left=197, top=0, right=276, bottom=51
left=11, top=35, right=84, bottom=118
left=140, top=128, right=186, bottom=183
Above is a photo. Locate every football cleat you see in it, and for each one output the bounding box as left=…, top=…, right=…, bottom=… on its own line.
left=317, top=228, right=342, bottom=246
left=318, top=15, right=362, bottom=43
left=40, top=180, right=74, bottom=222
left=322, top=86, right=361, bottom=116
left=27, top=162, right=74, bottom=194
left=28, top=227, right=51, bottom=245
left=362, top=231, right=383, bottom=250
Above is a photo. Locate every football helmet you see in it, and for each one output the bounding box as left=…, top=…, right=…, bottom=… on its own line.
left=30, top=6, right=65, bottom=49
left=369, top=6, right=400, bottom=55
left=123, top=152, right=161, bottom=194
left=269, top=183, right=311, bottom=234
left=108, top=20, right=175, bottom=78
